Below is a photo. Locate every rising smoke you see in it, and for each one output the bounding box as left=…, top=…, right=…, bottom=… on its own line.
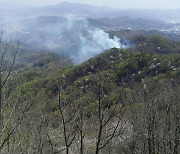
left=57, top=17, right=126, bottom=64
left=2, top=14, right=126, bottom=64
left=72, top=29, right=125, bottom=64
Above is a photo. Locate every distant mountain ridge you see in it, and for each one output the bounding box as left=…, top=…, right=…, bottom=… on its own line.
left=32, top=2, right=116, bottom=17
left=1, top=2, right=180, bottom=21
left=29, top=2, right=180, bottom=20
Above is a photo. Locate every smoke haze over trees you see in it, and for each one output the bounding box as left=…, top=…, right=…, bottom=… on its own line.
left=0, top=1, right=179, bottom=154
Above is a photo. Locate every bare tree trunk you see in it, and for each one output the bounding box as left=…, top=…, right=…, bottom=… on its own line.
left=94, top=80, right=126, bottom=154
left=95, top=92, right=103, bottom=154
left=80, top=103, right=84, bottom=154
left=58, top=91, right=77, bottom=154
left=0, top=70, right=2, bottom=145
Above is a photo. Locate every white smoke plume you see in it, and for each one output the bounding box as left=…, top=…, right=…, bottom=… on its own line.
left=72, top=29, right=125, bottom=64
left=1, top=14, right=127, bottom=64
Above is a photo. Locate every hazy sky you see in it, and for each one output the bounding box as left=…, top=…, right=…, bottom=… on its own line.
left=1, top=0, right=180, bottom=9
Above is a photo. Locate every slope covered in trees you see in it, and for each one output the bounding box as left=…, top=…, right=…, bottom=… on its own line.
left=1, top=44, right=179, bottom=153
left=109, top=30, right=180, bottom=54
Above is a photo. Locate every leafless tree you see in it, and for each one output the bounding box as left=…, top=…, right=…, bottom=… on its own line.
left=0, top=29, right=19, bottom=149
left=126, top=79, right=180, bottom=154
left=90, top=77, right=127, bottom=154
left=0, top=30, right=40, bottom=154
left=57, top=76, right=79, bottom=154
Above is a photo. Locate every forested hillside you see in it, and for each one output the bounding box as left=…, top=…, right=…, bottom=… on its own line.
left=0, top=38, right=179, bottom=153
left=0, top=1, right=180, bottom=153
